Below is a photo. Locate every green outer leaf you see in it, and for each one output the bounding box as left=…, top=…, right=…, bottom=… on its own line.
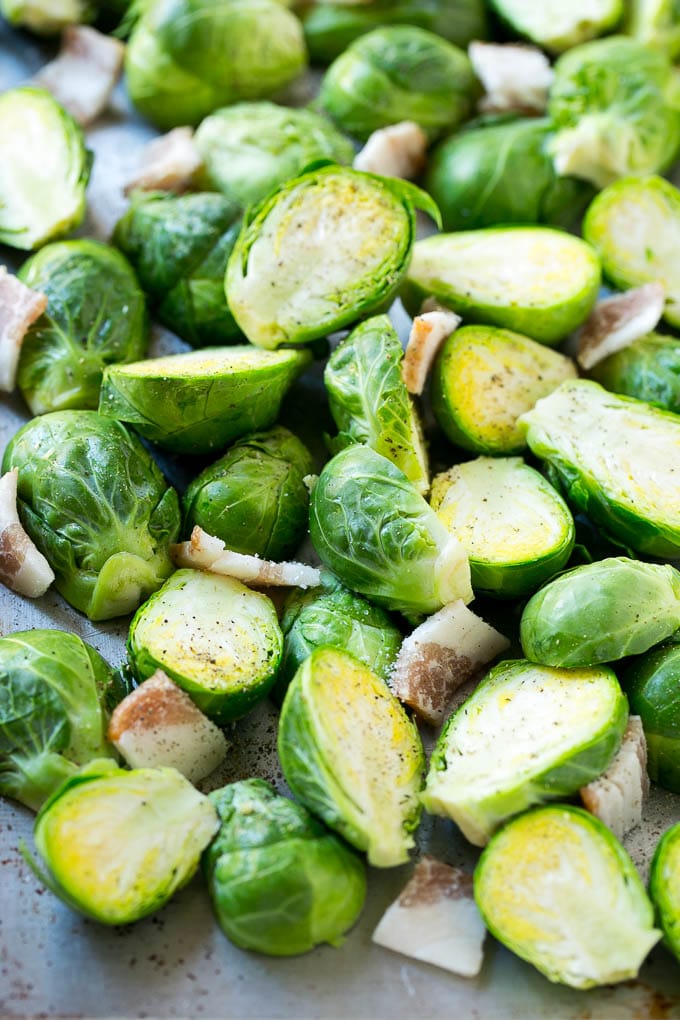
left=588, top=331, right=680, bottom=413
left=0, top=0, right=92, bottom=33
left=650, top=822, right=680, bottom=961
left=623, top=645, right=680, bottom=792
left=626, top=0, right=680, bottom=60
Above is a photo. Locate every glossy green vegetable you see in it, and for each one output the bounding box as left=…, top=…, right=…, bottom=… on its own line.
left=426, top=118, right=595, bottom=232
left=112, top=191, right=242, bottom=348
left=548, top=37, right=680, bottom=188
left=318, top=26, right=477, bottom=142
left=623, top=645, right=680, bottom=793
left=402, top=227, right=601, bottom=346
left=325, top=314, right=428, bottom=494
left=278, top=647, right=424, bottom=867
left=309, top=445, right=472, bottom=618
left=588, top=331, right=680, bottom=413
left=226, top=164, right=440, bottom=350
left=29, top=759, right=218, bottom=924
left=0, top=630, right=121, bottom=811
left=422, top=659, right=627, bottom=846
left=650, top=822, right=680, bottom=961
left=194, top=103, right=355, bottom=209
left=203, top=779, right=366, bottom=955
left=490, top=0, right=623, bottom=53
left=520, top=558, right=680, bottom=668
left=17, top=240, right=148, bottom=414
left=0, top=87, right=90, bottom=250
left=0, top=0, right=91, bottom=32
left=99, top=346, right=311, bottom=455
left=182, top=426, right=313, bottom=560
left=475, top=806, right=660, bottom=988
left=431, top=325, right=577, bottom=453
left=431, top=457, right=575, bottom=598
left=128, top=569, right=283, bottom=724
left=583, top=176, right=680, bottom=328
left=626, top=0, right=680, bottom=59
left=2, top=411, right=180, bottom=621
left=125, top=0, right=307, bottom=129
left=520, top=379, right=680, bottom=557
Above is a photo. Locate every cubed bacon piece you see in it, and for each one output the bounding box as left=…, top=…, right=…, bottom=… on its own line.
left=35, top=26, right=125, bottom=127
left=580, top=717, right=649, bottom=841
left=354, top=121, right=428, bottom=180
left=124, top=127, right=202, bottom=196
left=0, top=469, right=54, bottom=599
left=469, top=41, right=553, bottom=114
left=577, top=283, right=665, bottom=370
left=172, top=526, right=322, bottom=589
left=402, top=308, right=461, bottom=395
left=0, top=266, right=47, bottom=393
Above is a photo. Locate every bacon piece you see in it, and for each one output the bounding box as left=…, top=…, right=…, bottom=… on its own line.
left=0, top=469, right=54, bottom=599
left=577, top=284, right=665, bottom=371
left=172, top=526, right=322, bottom=589
left=0, top=266, right=47, bottom=393
left=124, top=127, right=202, bottom=196
left=354, top=121, right=428, bottom=180
left=35, top=26, right=125, bottom=127
left=402, top=309, right=461, bottom=395
left=469, top=41, right=553, bottom=114
left=580, top=717, right=649, bottom=840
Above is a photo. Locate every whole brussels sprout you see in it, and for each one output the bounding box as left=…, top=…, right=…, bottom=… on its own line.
left=318, top=26, right=478, bottom=142
left=588, top=332, right=680, bottom=413
left=623, top=645, right=680, bottom=793
left=17, top=240, right=148, bottom=414
left=125, top=0, right=308, bottom=129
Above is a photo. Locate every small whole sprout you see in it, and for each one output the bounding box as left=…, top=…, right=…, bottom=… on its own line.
left=623, top=645, right=680, bottom=793
left=588, top=332, right=680, bottom=413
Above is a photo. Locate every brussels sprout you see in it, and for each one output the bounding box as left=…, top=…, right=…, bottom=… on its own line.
left=475, top=806, right=661, bottom=988
left=203, top=779, right=366, bottom=955
left=623, top=645, right=680, bottom=793
left=194, top=103, right=355, bottom=210
left=402, top=227, right=601, bottom=347
left=520, top=558, right=680, bottom=668
left=226, top=164, right=440, bottom=350
left=309, top=445, right=472, bottom=618
left=650, top=822, right=680, bottom=961
left=278, top=647, right=424, bottom=867
left=422, top=659, right=627, bottom=846
left=588, top=331, right=680, bottom=413
left=426, top=118, right=595, bottom=232
left=182, top=426, right=313, bottom=560
left=626, top=0, right=680, bottom=59
left=519, top=379, right=680, bottom=557
left=302, top=0, right=488, bottom=64
left=271, top=573, right=402, bottom=705
left=583, top=176, right=680, bottom=328
left=99, top=346, right=311, bottom=455
left=0, top=0, right=91, bottom=32
left=489, top=0, right=623, bottom=53
left=318, top=27, right=477, bottom=143
left=431, top=457, right=575, bottom=598
left=547, top=37, right=680, bottom=189
left=2, top=411, right=180, bottom=621
left=0, top=629, right=119, bottom=811
left=325, top=315, right=428, bottom=494
left=128, top=569, right=283, bottom=723
left=28, top=759, right=218, bottom=924
left=431, top=325, right=577, bottom=454
left=125, top=0, right=307, bottom=130
left=16, top=240, right=147, bottom=415
left=112, top=192, right=242, bottom=348
left=0, top=87, right=90, bottom=250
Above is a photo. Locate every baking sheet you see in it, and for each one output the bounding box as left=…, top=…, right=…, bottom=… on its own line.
left=2, top=20, right=680, bottom=1019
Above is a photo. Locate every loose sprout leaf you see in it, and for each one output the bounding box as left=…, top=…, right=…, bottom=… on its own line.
left=580, top=716, right=648, bottom=841
left=0, top=266, right=48, bottom=393
left=577, top=283, right=665, bottom=370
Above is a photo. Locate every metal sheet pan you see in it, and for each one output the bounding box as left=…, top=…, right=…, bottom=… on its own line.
left=2, top=21, right=680, bottom=1019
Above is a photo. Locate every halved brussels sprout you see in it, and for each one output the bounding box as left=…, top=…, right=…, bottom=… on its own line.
left=626, top=0, right=680, bottom=59
left=309, top=445, right=472, bottom=618
left=548, top=37, right=680, bottom=189
left=16, top=240, right=148, bottom=415
left=489, top=0, right=623, bottom=53
left=99, top=346, right=311, bottom=455
left=125, top=0, right=308, bottom=130
left=318, top=26, right=477, bottom=142
left=29, top=759, right=218, bottom=925
left=475, top=805, right=660, bottom=988
left=431, top=457, right=575, bottom=598
left=520, top=558, right=680, bottom=668
left=0, top=87, right=90, bottom=250
left=203, top=779, right=366, bottom=955
left=128, top=568, right=283, bottom=723
left=623, top=645, right=680, bottom=793
left=226, top=164, right=440, bottom=350
left=325, top=314, right=428, bottom=494
left=2, top=411, right=180, bottom=621
left=182, top=426, right=313, bottom=560
left=426, top=118, right=595, bottom=232
left=422, top=659, right=627, bottom=846
left=112, top=191, right=242, bottom=348
left=194, top=103, right=355, bottom=209
left=520, top=379, right=680, bottom=557
left=278, top=647, right=424, bottom=867
left=402, top=227, right=601, bottom=347
left=431, top=325, right=577, bottom=453
left=583, top=176, right=680, bottom=328
left=588, top=331, right=680, bottom=413
left=650, top=822, right=680, bottom=961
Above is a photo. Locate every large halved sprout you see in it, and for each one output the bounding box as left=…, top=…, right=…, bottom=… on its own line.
left=402, top=227, right=601, bottom=346
left=475, top=806, right=660, bottom=988
left=226, top=164, right=440, bottom=350
left=203, top=779, right=366, bottom=955
left=422, top=659, right=627, bottom=846
left=650, top=822, right=680, bottom=962
left=624, top=645, right=680, bottom=794
left=278, top=647, right=425, bottom=867
left=489, top=0, right=623, bottom=53
left=588, top=332, right=680, bottom=413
